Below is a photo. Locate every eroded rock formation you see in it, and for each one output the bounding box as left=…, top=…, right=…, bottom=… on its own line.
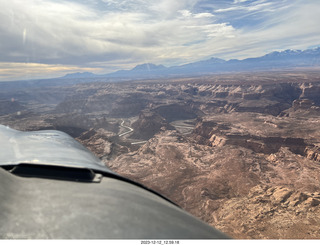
left=1, top=71, right=320, bottom=239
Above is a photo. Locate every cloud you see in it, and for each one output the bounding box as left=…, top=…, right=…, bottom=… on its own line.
left=234, top=0, right=249, bottom=3
left=150, top=0, right=198, bottom=18
left=178, top=10, right=193, bottom=18
left=194, top=12, right=214, bottom=18
left=0, top=0, right=320, bottom=81
left=215, top=1, right=273, bottom=13
left=0, top=62, right=103, bottom=81
left=178, top=10, right=214, bottom=19
left=201, top=0, right=320, bottom=59
left=0, top=1, right=229, bottom=64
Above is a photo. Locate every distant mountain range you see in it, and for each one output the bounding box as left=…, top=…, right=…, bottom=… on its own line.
left=62, top=47, right=320, bottom=80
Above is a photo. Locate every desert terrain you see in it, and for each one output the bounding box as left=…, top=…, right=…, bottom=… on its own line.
left=1, top=70, right=320, bottom=239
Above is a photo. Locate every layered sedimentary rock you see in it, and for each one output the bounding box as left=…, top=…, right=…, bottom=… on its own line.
left=1, top=72, right=320, bottom=239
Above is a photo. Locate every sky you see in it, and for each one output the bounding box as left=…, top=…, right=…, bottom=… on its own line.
left=0, top=0, right=320, bottom=81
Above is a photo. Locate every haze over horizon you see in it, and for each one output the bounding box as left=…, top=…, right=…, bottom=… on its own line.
left=0, top=0, right=320, bottom=81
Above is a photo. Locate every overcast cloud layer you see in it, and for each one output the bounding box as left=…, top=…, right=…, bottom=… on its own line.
left=0, top=0, right=319, bottom=81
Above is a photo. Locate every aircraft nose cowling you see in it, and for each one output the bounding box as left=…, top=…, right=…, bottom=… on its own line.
left=0, top=125, right=231, bottom=239
left=0, top=125, right=113, bottom=174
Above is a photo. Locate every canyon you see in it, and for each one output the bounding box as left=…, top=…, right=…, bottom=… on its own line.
left=1, top=70, right=320, bottom=239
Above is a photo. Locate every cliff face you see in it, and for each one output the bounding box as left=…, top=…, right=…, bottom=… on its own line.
left=300, top=83, right=320, bottom=104
left=305, top=146, right=320, bottom=162
left=77, top=128, right=115, bottom=159
left=104, top=79, right=320, bottom=239
left=193, top=117, right=309, bottom=155
left=130, top=111, right=174, bottom=140
left=108, top=131, right=320, bottom=239
left=216, top=185, right=320, bottom=239
left=153, top=104, right=203, bottom=122
left=2, top=72, right=320, bottom=239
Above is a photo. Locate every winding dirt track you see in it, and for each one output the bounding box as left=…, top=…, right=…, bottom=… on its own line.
left=118, top=119, right=133, bottom=137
